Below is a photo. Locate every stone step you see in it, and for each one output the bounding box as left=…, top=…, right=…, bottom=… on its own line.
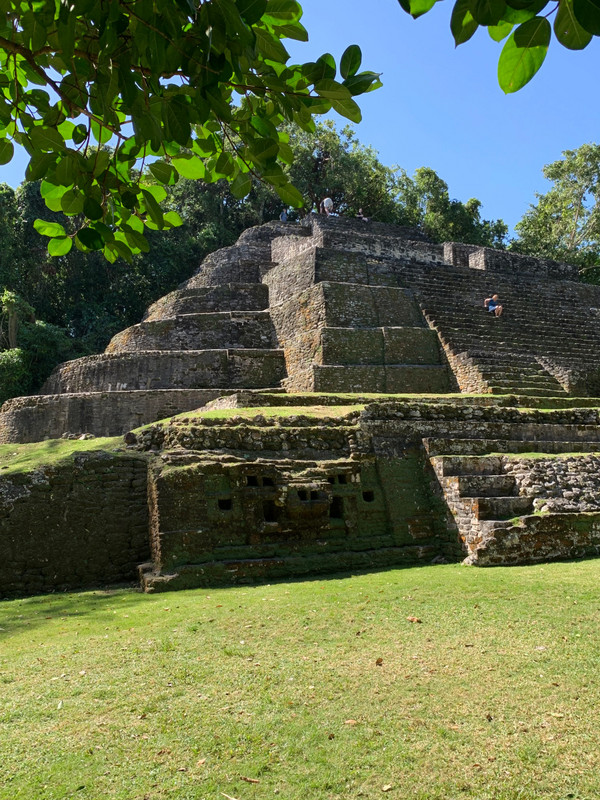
left=424, top=437, right=600, bottom=458
left=312, top=364, right=450, bottom=393
left=144, top=284, right=269, bottom=320
left=431, top=455, right=505, bottom=477
left=474, top=496, right=534, bottom=520
left=456, top=474, right=516, bottom=497
left=106, top=311, right=277, bottom=353
left=488, top=387, right=566, bottom=398
left=41, top=349, right=287, bottom=394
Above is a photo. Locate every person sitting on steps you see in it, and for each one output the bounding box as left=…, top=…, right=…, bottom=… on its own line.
left=484, top=294, right=503, bottom=317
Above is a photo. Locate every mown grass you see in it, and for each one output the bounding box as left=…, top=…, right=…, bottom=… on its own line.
left=2, top=561, right=600, bottom=800
left=164, top=405, right=365, bottom=422
left=0, top=437, right=122, bottom=476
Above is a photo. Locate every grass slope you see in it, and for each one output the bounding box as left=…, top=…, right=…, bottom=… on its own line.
left=1, top=562, right=599, bottom=800
left=0, top=437, right=123, bottom=476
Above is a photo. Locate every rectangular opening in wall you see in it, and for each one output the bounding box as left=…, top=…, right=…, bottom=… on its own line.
left=263, top=477, right=275, bottom=487
left=310, top=490, right=319, bottom=500
left=330, top=496, right=344, bottom=519
left=262, top=499, right=280, bottom=523
left=338, top=474, right=347, bottom=484
left=298, top=489, right=308, bottom=501
left=362, top=490, right=375, bottom=503
left=218, top=498, right=233, bottom=511
left=246, top=475, right=259, bottom=487
left=327, top=476, right=335, bottom=484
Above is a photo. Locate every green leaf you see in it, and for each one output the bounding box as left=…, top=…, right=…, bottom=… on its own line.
left=343, top=71, right=382, bottom=96
left=123, top=227, right=150, bottom=252
left=109, top=240, right=134, bottom=263
left=316, top=52, right=336, bottom=79
left=77, top=228, right=104, bottom=250
left=172, top=156, right=206, bottom=179
left=149, top=161, right=179, bottom=185
left=29, top=126, right=66, bottom=152
left=26, top=152, right=58, bottom=181
left=558, top=0, right=594, bottom=44
left=215, top=151, right=235, bottom=176
left=489, top=20, right=514, bottom=39
left=141, top=189, right=165, bottom=227
left=469, top=0, right=507, bottom=25
left=262, top=0, right=302, bottom=22
left=60, top=189, right=84, bottom=215
left=331, top=96, right=362, bottom=123
left=408, top=0, right=440, bottom=17
left=254, top=27, right=290, bottom=62
left=498, top=18, right=551, bottom=93
left=502, top=0, right=548, bottom=23
left=162, top=99, right=191, bottom=146
left=230, top=170, right=252, bottom=198
left=249, top=137, right=280, bottom=164
left=513, top=14, right=552, bottom=44
left=236, top=0, right=268, bottom=23
left=83, top=197, right=104, bottom=220
left=314, top=79, right=352, bottom=101
left=48, top=237, right=73, bottom=256
left=93, top=222, right=115, bottom=243
left=573, top=0, right=600, bottom=34
left=275, top=182, right=304, bottom=207
left=0, top=139, right=13, bottom=165
left=340, top=45, right=362, bottom=79
left=91, top=119, right=113, bottom=144
left=33, top=219, right=67, bottom=238
left=272, top=20, right=308, bottom=40
left=451, top=0, right=479, bottom=43
left=163, top=210, right=183, bottom=227
left=142, top=184, right=168, bottom=203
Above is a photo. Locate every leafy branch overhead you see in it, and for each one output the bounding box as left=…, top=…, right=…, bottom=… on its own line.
left=0, top=0, right=381, bottom=261
left=397, top=0, right=598, bottom=93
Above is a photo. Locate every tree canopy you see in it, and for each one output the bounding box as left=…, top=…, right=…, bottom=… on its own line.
left=512, top=143, right=600, bottom=272
left=0, top=0, right=381, bottom=260
left=397, top=0, right=600, bottom=93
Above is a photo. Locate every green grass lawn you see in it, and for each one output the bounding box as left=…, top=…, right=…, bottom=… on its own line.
left=1, top=561, right=600, bottom=800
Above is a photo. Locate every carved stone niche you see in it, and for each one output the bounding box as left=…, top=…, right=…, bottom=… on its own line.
left=286, top=482, right=330, bottom=520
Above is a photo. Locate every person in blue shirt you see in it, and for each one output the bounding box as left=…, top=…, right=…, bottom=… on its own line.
left=484, top=294, right=503, bottom=316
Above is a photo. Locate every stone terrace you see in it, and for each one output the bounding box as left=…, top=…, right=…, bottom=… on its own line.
left=2, top=216, right=600, bottom=594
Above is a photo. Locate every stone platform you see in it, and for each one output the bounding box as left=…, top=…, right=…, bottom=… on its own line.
left=2, top=216, right=600, bottom=595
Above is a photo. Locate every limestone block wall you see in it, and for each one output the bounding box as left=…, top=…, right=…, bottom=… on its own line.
left=185, top=221, right=297, bottom=288
left=0, top=389, right=230, bottom=444
left=105, top=311, right=276, bottom=353
left=468, top=247, right=578, bottom=281
left=142, top=447, right=445, bottom=591
left=41, top=349, right=286, bottom=393
left=143, top=284, right=269, bottom=321
left=468, top=513, right=600, bottom=566
left=0, top=453, right=149, bottom=597
left=504, top=455, right=600, bottom=513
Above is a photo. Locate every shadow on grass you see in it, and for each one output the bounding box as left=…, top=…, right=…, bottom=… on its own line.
left=0, top=581, right=146, bottom=640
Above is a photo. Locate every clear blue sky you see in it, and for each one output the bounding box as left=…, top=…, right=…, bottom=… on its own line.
left=287, top=0, right=600, bottom=233
left=1, top=1, right=598, bottom=234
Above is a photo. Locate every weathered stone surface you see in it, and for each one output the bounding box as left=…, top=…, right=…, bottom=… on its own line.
left=41, top=349, right=286, bottom=393
left=0, top=389, right=233, bottom=443
left=3, top=215, right=600, bottom=597
left=0, top=452, right=149, bottom=597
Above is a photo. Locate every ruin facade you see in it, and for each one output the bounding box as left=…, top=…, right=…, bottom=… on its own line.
left=2, top=215, right=600, bottom=596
